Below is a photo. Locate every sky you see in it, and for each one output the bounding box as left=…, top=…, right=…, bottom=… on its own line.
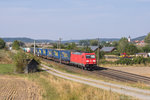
left=0, top=0, right=150, bottom=40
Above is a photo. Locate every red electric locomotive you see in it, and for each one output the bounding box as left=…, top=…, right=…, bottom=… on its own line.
left=70, top=52, right=96, bottom=70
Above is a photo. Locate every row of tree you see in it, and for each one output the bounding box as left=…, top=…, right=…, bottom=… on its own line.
left=79, top=39, right=118, bottom=47
left=0, top=38, right=25, bottom=50
left=0, top=38, right=5, bottom=49
left=1, top=32, right=150, bottom=55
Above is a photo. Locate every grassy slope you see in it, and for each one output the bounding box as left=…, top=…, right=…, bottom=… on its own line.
left=0, top=64, right=132, bottom=100
left=42, top=60, right=150, bottom=91
left=19, top=72, right=132, bottom=100
left=0, top=64, right=15, bottom=74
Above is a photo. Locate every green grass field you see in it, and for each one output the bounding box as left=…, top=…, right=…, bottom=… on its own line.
left=0, top=64, right=15, bottom=74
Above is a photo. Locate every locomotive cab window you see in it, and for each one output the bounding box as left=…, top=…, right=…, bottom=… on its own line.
left=86, top=55, right=95, bottom=58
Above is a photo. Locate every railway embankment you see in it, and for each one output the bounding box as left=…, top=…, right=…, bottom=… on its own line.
left=41, top=64, right=150, bottom=100
left=42, top=58, right=150, bottom=87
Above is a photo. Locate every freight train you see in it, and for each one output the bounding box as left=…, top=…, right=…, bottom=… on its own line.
left=25, top=48, right=97, bottom=70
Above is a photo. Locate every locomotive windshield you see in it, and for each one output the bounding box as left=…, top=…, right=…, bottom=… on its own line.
left=86, top=55, right=95, bottom=58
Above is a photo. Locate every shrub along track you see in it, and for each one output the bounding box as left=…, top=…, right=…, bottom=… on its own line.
left=42, top=58, right=150, bottom=85
left=0, top=75, right=42, bottom=100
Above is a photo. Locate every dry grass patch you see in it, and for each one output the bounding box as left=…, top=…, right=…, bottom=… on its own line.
left=0, top=50, right=13, bottom=64
left=0, top=75, right=42, bottom=100
left=42, top=60, right=150, bottom=91
left=18, top=71, right=134, bottom=100
left=38, top=72, right=134, bottom=100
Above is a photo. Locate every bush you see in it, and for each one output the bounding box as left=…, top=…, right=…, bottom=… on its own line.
left=13, top=51, right=40, bottom=73
left=0, top=38, right=5, bottom=49
left=99, top=60, right=114, bottom=64
left=12, top=40, right=20, bottom=50
left=142, top=45, right=150, bottom=53
left=115, top=58, right=132, bottom=65
left=95, top=51, right=105, bottom=59
left=115, top=56, right=146, bottom=65
left=107, top=50, right=120, bottom=56
left=13, top=51, right=28, bottom=73
left=132, top=56, right=146, bottom=64
left=28, top=54, right=41, bottom=64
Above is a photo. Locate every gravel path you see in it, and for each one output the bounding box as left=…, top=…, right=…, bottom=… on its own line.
left=42, top=64, right=150, bottom=100
left=0, top=76, right=42, bottom=100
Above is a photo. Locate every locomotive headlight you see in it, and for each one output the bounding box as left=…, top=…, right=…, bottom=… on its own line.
left=86, top=60, right=89, bottom=62
left=93, top=60, right=96, bottom=62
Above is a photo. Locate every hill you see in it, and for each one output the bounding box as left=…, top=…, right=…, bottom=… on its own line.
left=132, top=36, right=146, bottom=41
left=2, top=37, right=34, bottom=43
left=2, top=36, right=146, bottom=43
left=2, top=37, right=54, bottom=43
left=2, top=37, right=120, bottom=43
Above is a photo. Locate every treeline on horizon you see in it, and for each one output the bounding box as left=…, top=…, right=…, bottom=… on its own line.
left=1, top=35, right=146, bottom=43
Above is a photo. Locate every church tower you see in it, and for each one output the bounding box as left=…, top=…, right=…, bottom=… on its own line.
left=128, top=36, right=131, bottom=42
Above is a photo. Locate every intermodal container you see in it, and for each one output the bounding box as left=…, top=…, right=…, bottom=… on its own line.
left=36, top=48, right=39, bottom=55
left=39, top=48, right=43, bottom=56
left=61, top=50, right=71, bottom=61
left=53, top=50, right=60, bottom=59
left=47, top=49, right=53, bottom=57
left=43, top=49, right=48, bottom=56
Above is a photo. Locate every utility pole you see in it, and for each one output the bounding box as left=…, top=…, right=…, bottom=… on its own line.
left=97, top=38, right=100, bottom=66
left=57, top=41, right=59, bottom=49
left=59, top=38, right=62, bottom=64
left=34, top=40, right=36, bottom=56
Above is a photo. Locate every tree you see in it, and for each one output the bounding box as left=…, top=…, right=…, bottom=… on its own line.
left=0, top=38, right=5, bottom=49
left=12, top=40, right=20, bottom=50
left=117, top=37, right=129, bottom=53
left=144, top=32, right=150, bottom=43
left=112, top=41, right=118, bottom=47
left=84, top=46, right=92, bottom=52
left=95, top=51, right=105, bottom=59
left=66, top=42, right=77, bottom=50
left=126, top=44, right=138, bottom=55
left=19, top=41, right=25, bottom=47
left=52, top=43, right=57, bottom=49
left=31, top=45, right=38, bottom=48
left=13, top=51, right=40, bottom=73
left=79, top=40, right=90, bottom=46
left=13, top=51, right=27, bottom=73
left=142, top=45, right=150, bottom=53
left=90, top=40, right=98, bottom=46
left=101, top=41, right=112, bottom=47
left=52, top=43, right=65, bottom=49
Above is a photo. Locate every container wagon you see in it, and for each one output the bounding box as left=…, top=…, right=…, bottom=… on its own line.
left=61, top=50, right=71, bottom=63
left=43, top=49, right=48, bottom=58
left=38, top=48, right=43, bottom=56
left=47, top=49, right=53, bottom=59
left=53, top=49, right=61, bottom=61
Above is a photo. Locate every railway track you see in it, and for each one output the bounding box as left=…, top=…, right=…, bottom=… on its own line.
left=42, top=58, right=150, bottom=85
left=93, top=67, right=150, bottom=84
